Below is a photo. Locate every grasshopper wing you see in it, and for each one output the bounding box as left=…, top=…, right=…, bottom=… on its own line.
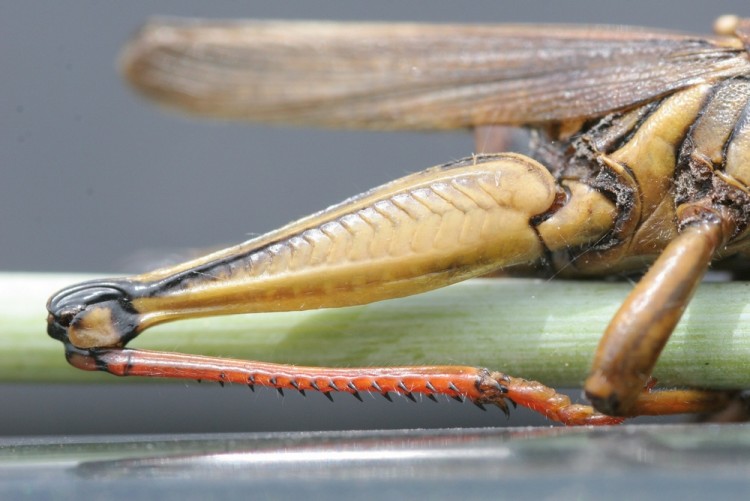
left=121, top=19, right=750, bottom=129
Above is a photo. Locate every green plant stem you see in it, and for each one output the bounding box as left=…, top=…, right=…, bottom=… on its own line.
left=1, top=272, right=749, bottom=387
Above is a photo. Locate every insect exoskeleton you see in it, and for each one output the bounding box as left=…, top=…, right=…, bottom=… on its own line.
left=47, top=15, right=750, bottom=424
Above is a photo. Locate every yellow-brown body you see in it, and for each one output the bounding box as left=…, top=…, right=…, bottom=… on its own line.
left=47, top=16, right=750, bottom=424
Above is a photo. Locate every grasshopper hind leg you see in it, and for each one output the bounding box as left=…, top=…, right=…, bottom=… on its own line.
left=51, top=154, right=733, bottom=425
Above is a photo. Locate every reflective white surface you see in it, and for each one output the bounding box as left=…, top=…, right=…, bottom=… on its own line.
left=2, top=425, right=749, bottom=499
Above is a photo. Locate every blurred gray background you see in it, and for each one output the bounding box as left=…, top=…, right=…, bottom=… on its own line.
left=2, top=1, right=747, bottom=435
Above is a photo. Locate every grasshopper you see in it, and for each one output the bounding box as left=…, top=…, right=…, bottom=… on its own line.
left=47, top=15, right=750, bottom=425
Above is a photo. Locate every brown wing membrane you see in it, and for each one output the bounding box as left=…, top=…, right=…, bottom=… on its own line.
left=121, top=19, right=750, bottom=129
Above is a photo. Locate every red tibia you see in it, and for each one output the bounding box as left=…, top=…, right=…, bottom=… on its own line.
left=71, top=348, right=501, bottom=400
left=67, top=348, right=726, bottom=426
